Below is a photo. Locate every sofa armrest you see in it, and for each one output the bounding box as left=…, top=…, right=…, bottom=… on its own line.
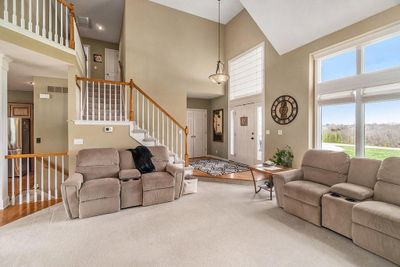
left=272, top=169, right=303, bottom=208
left=166, top=163, right=185, bottom=199
left=61, top=173, right=83, bottom=219
left=119, top=169, right=141, bottom=180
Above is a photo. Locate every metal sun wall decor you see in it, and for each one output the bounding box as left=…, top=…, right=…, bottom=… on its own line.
left=271, top=95, right=298, bottom=125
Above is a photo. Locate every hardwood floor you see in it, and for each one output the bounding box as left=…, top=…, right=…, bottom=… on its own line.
left=0, top=199, right=62, bottom=227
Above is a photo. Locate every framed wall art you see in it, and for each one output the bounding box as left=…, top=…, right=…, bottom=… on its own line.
left=213, top=109, right=224, bottom=142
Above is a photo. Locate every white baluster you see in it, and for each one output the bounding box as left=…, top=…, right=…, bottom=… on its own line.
left=104, top=83, right=106, bottom=121
left=19, top=158, right=22, bottom=204
left=114, top=84, right=117, bottom=121
left=54, top=0, right=58, bottom=42
left=162, top=113, right=165, bottom=145
left=35, top=0, right=39, bottom=34
left=42, top=0, right=46, bottom=37
left=180, top=130, right=183, bottom=161
left=41, top=157, right=44, bottom=201
left=157, top=109, right=160, bottom=144
left=146, top=100, right=150, bottom=131
left=98, top=82, right=100, bottom=121
left=48, top=0, right=52, bottom=40
left=54, top=156, right=57, bottom=199
left=136, top=90, right=139, bottom=124
left=92, top=81, right=95, bottom=120
left=109, top=83, right=112, bottom=121
left=141, top=94, right=144, bottom=128
left=65, top=4, right=68, bottom=45
left=28, top=0, right=32, bottom=31
left=48, top=156, right=51, bottom=200
left=79, top=80, right=82, bottom=120
left=166, top=117, right=169, bottom=149
left=34, top=157, right=37, bottom=202
left=176, top=125, right=178, bottom=156
left=124, top=86, right=128, bottom=121
left=4, top=0, right=9, bottom=22
left=152, top=104, right=155, bottom=137
left=60, top=3, right=64, bottom=45
left=61, top=155, right=65, bottom=183
left=11, top=159, right=15, bottom=205
left=120, top=85, right=122, bottom=121
left=26, top=158, right=30, bottom=203
left=86, top=81, right=89, bottom=120
left=20, top=0, right=25, bottom=29
left=12, top=0, right=17, bottom=24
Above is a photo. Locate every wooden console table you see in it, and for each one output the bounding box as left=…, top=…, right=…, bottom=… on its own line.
left=249, top=164, right=288, bottom=200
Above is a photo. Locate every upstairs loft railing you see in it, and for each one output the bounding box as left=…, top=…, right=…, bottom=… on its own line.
left=0, top=0, right=86, bottom=75
left=75, top=76, right=189, bottom=166
left=5, top=152, right=67, bottom=206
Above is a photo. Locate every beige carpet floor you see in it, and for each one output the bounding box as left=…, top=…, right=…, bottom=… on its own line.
left=0, top=181, right=396, bottom=267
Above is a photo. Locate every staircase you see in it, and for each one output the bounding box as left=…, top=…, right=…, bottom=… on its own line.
left=76, top=76, right=189, bottom=166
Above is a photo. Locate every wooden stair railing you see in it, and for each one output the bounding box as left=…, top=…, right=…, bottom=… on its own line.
left=75, top=76, right=189, bottom=167
left=5, top=152, right=68, bottom=206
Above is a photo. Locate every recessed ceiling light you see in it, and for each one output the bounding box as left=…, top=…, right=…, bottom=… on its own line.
left=97, top=24, right=104, bottom=31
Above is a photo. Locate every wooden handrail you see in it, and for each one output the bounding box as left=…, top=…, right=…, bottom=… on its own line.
left=5, top=152, right=68, bottom=159
left=69, top=3, right=75, bottom=49
left=76, top=76, right=131, bottom=86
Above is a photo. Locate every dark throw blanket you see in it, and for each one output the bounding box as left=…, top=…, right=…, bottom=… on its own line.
left=129, top=146, right=155, bottom=174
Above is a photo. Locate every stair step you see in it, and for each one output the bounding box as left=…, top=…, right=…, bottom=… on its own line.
left=132, top=128, right=147, bottom=134
left=143, top=137, right=156, bottom=142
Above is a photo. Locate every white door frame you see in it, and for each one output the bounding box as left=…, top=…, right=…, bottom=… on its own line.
left=187, top=108, right=207, bottom=158
left=83, top=44, right=91, bottom=78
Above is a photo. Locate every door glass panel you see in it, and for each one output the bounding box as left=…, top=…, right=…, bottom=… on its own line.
left=230, top=110, right=235, bottom=155
left=321, top=103, right=356, bottom=157
left=364, top=100, right=400, bottom=160
left=320, top=49, right=357, bottom=82
left=256, top=106, right=263, bottom=161
left=363, top=34, right=400, bottom=73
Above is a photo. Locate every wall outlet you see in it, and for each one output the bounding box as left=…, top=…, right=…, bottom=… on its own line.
left=266, top=130, right=270, bottom=135
left=278, top=130, right=283, bottom=135
left=74, top=138, right=84, bottom=145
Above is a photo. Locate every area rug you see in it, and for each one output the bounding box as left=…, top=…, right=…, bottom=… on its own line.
left=190, top=159, right=249, bottom=176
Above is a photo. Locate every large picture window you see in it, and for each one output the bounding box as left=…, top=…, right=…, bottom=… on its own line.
left=315, top=26, right=400, bottom=160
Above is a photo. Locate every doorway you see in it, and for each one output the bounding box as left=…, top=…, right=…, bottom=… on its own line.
left=187, top=109, right=207, bottom=158
left=105, top=48, right=120, bottom=81
left=229, top=103, right=263, bottom=165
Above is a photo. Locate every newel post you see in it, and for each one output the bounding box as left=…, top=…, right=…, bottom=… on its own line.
left=129, top=79, right=135, bottom=121
left=184, top=126, right=189, bottom=167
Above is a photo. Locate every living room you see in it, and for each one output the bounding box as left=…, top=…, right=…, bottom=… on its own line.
left=0, top=0, right=400, bottom=266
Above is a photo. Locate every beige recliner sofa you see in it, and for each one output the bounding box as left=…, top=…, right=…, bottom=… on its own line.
left=61, top=146, right=185, bottom=219
left=273, top=151, right=400, bottom=265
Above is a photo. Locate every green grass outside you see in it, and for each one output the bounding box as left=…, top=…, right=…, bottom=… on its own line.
left=335, top=145, right=400, bottom=160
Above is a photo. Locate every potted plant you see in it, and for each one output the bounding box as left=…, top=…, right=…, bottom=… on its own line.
left=271, top=146, right=294, bottom=168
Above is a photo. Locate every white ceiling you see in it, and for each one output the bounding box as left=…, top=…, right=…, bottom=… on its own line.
left=0, top=41, right=69, bottom=91
left=150, top=0, right=244, bottom=24
left=238, top=0, right=400, bottom=55
left=70, top=0, right=124, bottom=44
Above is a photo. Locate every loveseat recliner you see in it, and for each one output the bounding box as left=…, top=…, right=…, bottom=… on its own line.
left=61, top=146, right=185, bottom=219
left=273, top=150, right=400, bottom=265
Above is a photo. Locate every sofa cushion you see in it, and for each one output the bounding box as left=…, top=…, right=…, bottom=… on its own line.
left=374, top=181, right=400, bottom=206
left=377, top=157, right=400, bottom=185
left=76, top=148, right=120, bottom=181
left=284, top=180, right=330, bottom=207
left=142, top=172, right=175, bottom=191
left=119, top=169, right=141, bottom=180
left=348, top=158, right=381, bottom=188
left=353, top=201, right=400, bottom=240
left=148, top=146, right=170, bottom=172
left=119, top=150, right=136, bottom=170
left=80, top=178, right=120, bottom=203
left=330, top=183, right=373, bottom=201
left=301, top=150, right=350, bottom=186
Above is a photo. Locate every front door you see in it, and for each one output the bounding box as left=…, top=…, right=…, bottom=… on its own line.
left=105, top=48, right=120, bottom=81
left=230, top=103, right=263, bottom=165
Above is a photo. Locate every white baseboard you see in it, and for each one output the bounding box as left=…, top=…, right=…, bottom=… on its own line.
left=206, top=154, right=229, bottom=161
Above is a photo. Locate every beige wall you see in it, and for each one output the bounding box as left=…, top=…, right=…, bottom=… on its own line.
left=223, top=7, right=400, bottom=167
left=123, top=0, right=225, bottom=126
left=8, top=90, right=33, bottom=103
left=33, top=77, right=68, bottom=153
left=81, top=37, right=119, bottom=80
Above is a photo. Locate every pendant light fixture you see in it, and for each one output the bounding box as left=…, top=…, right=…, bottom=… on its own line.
left=209, top=0, right=229, bottom=85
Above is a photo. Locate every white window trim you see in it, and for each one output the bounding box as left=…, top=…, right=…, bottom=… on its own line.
left=313, top=23, right=400, bottom=157
left=228, top=42, right=265, bottom=162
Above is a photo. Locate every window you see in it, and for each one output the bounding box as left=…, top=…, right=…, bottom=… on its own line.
left=363, top=35, right=400, bottom=73
left=315, top=27, right=400, bottom=159
left=320, top=49, right=357, bottom=82
left=229, top=43, right=264, bottom=100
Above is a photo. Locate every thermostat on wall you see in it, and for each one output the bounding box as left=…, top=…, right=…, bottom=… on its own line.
left=104, top=126, right=113, bottom=133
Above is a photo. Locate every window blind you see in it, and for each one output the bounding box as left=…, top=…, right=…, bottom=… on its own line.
left=229, top=45, right=264, bottom=100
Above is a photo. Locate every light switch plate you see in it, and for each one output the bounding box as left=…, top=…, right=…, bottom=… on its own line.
left=74, top=138, right=84, bottom=145
left=104, top=126, right=113, bottom=133
left=39, top=93, right=50, bottom=99
left=278, top=130, right=283, bottom=135
left=266, top=130, right=270, bottom=135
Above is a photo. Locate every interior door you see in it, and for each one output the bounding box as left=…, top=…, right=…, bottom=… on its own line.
left=105, top=48, right=120, bottom=81
left=187, top=109, right=207, bottom=158
left=231, top=104, right=257, bottom=165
